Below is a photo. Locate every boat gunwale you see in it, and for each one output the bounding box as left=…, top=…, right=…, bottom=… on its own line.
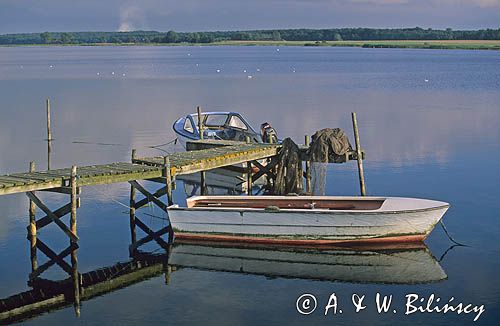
left=168, top=203, right=450, bottom=215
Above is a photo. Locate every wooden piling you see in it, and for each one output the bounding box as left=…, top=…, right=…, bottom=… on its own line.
left=28, top=161, right=37, bottom=272
left=129, top=149, right=137, bottom=245
left=351, top=112, right=366, bottom=196
left=164, top=157, right=173, bottom=206
left=304, top=135, right=311, bottom=194
left=197, top=106, right=206, bottom=195
left=246, top=136, right=250, bottom=144
left=47, top=139, right=52, bottom=171
left=46, top=99, right=52, bottom=142
left=247, top=162, right=253, bottom=195
left=70, top=165, right=80, bottom=311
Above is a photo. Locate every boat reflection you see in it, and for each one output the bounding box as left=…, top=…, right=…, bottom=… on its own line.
left=178, top=168, right=265, bottom=196
left=169, top=241, right=447, bottom=285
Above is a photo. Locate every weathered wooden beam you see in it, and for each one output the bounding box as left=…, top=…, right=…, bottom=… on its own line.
left=164, top=157, right=173, bottom=206
left=134, top=186, right=167, bottom=209
left=247, top=162, right=252, bottom=196
left=28, top=161, right=37, bottom=273
left=305, top=135, right=311, bottom=193
left=351, top=112, right=366, bottom=196
left=128, top=181, right=168, bottom=213
left=25, top=192, right=78, bottom=242
left=34, top=203, right=72, bottom=230
left=130, top=149, right=137, bottom=245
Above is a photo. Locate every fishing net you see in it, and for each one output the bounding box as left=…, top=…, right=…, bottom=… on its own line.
left=271, top=128, right=352, bottom=195
left=308, top=128, right=352, bottom=163
left=311, top=162, right=328, bottom=196
left=272, top=138, right=304, bottom=195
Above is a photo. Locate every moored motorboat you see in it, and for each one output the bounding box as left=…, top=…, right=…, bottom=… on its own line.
left=173, top=111, right=265, bottom=149
left=167, top=195, right=450, bottom=245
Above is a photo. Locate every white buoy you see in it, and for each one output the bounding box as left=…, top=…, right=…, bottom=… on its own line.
left=424, top=79, right=429, bottom=82
left=247, top=75, right=253, bottom=79
left=96, top=72, right=100, bottom=76
left=122, top=73, right=126, bottom=76
left=216, top=69, right=221, bottom=73
left=243, top=69, right=247, bottom=73
left=111, top=71, right=115, bottom=75
left=256, top=68, right=260, bottom=72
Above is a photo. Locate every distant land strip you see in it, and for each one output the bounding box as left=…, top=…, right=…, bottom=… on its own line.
left=1, top=28, right=500, bottom=50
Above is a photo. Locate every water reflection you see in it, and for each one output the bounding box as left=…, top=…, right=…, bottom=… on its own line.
left=169, top=241, right=447, bottom=285
left=0, top=234, right=171, bottom=325
left=0, top=202, right=449, bottom=325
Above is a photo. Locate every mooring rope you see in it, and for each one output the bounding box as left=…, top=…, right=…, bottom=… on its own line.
left=144, top=137, right=178, bottom=155
left=439, top=220, right=468, bottom=247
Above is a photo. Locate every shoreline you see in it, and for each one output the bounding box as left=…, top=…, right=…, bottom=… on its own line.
left=1, top=40, right=500, bottom=50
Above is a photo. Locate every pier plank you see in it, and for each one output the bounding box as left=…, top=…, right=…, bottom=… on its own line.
left=0, top=142, right=281, bottom=195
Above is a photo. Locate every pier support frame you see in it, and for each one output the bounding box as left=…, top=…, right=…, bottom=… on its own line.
left=128, top=154, right=175, bottom=255
left=25, top=165, right=81, bottom=315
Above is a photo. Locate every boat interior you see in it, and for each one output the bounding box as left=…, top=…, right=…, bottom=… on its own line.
left=187, top=197, right=385, bottom=210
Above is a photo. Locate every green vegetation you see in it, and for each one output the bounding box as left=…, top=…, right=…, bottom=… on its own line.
left=1, top=28, right=500, bottom=50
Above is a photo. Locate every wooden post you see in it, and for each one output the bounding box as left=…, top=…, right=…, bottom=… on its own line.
left=200, top=171, right=206, bottom=195
left=197, top=106, right=206, bottom=195
left=197, top=106, right=203, bottom=140
left=70, top=165, right=80, bottom=312
left=164, top=156, right=173, bottom=206
left=129, top=149, right=137, bottom=246
left=47, top=138, right=52, bottom=170
left=268, top=133, right=273, bottom=144
left=29, top=161, right=37, bottom=272
left=304, top=135, right=311, bottom=194
left=247, top=162, right=253, bottom=195
left=246, top=136, right=250, bottom=144
left=46, top=99, right=52, bottom=141
left=351, top=112, right=366, bottom=196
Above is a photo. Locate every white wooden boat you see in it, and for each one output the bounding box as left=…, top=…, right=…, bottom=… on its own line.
left=169, top=242, right=447, bottom=284
left=167, top=196, right=450, bottom=245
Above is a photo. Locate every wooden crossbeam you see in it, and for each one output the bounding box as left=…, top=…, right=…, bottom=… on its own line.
left=251, top=156, right=278, bottom=182
left=131, top=218, right=171, bottom=252
left=129, top=181, right=168, bottom=212
left=30, top=240, right=76, bottom=280
left=134, top=186, right=167, bottom=209
left=34, top=203, right=72, bottom=230
left=26, top=192, right=79, bottom=242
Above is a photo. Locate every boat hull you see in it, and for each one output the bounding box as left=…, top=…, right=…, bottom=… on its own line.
left=167, top=196, right=449, bottom=245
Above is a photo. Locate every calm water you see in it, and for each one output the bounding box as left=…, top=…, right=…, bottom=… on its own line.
left=0, top=46, right=499, bottom=325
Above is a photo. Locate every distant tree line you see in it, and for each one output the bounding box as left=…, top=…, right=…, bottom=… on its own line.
left=1, top=28, right=499, bottom=45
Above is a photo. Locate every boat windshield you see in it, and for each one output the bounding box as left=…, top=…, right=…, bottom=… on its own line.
left=204, top=114, right=229, bottom=127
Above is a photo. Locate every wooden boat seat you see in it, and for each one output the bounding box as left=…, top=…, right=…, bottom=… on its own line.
left=192, top=198, right=383, bottom=210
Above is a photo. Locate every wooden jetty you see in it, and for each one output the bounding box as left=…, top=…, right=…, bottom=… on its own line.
left=0, top=140, right=283, bottom=267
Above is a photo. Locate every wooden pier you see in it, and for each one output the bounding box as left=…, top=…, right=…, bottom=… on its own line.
left=0, top=141, right=280, bottom=196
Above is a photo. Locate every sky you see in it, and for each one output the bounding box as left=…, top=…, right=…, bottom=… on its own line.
left=0, top=0, right=499, bottom=34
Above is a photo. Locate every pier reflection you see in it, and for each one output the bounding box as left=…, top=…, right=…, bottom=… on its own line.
left=0, top=218, right=171, bottom=325
left=0, top=209, right=447, bottom=324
